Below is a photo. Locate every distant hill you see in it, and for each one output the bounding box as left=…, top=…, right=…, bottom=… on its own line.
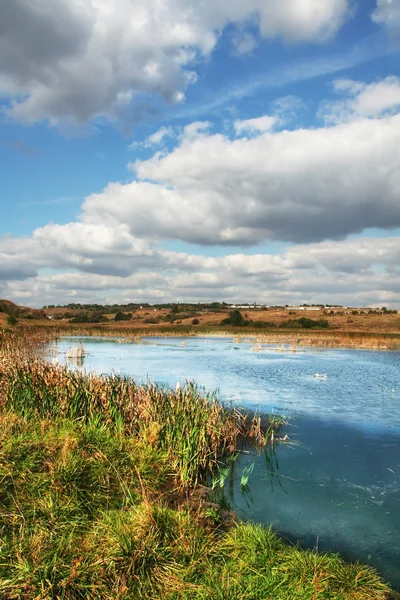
left=0, top=299, right=47, bottom=320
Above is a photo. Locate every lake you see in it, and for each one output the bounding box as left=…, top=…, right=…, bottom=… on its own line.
left=55, top=336, right=400, bottom=588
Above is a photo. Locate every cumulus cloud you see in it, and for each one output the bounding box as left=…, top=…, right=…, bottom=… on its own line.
left=320, top=76, right=400, bottom=124
left=0, top=0, right=350, bottom=125
left=1, top=221, right=399, bottom=308
left=79, top=109, right=400, bottom=246
left=0, top=253, right=37, bottom=281
left=0, top=223, right=166, bottom=279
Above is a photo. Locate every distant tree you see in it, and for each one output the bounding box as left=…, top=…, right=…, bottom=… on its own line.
left=114, top=311, right=132, bottom=322
left=221, top=309, right=247, bottom=327
left=192, top=318, right=200, bottom=325
left=7, top=315, right=17, bottom=326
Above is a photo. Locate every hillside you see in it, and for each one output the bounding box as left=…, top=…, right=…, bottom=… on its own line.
left=0, top=299, right=47, bottom=321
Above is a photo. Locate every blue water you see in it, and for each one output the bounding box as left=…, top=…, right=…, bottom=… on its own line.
left=56, top=336, right=400, bottom=588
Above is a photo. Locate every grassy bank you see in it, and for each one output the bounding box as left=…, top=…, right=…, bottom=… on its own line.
left=0, top=329, right=395, bottom=599
left=0, top=412, right=393, bottom=600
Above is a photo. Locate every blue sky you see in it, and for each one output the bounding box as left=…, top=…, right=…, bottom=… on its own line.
left=0, top=0, right=399, bottom=307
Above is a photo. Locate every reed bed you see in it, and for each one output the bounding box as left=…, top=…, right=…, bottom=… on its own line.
left=247, top=331, right=400, bottom=350
left=0, top=333, right=266, bottom=487
left=39, top=324, right=400, bottom=349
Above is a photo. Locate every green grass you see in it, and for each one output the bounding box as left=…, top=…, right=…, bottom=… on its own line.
left=2, top=357, right=267, bottom=486
left=0, top=412, right=393, bottom=600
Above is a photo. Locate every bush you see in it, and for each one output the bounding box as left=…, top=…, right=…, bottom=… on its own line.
left=280, top=318, right=329, bottom=330
left=221, top=310, right=248, bottom=327
left=192, top=318, right=200, bottom=325
left=114, top=311, right=132, bottom=322
left=297, top=317, right=329, bottom=329
left=70, top=312, right=108, bottom=324
left=7, top=315, right=17, bottom=326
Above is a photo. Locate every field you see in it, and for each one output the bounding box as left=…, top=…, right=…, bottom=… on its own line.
left=0, top=328, right=397, bottom=599
left=38, top=306, right=400, bottom=332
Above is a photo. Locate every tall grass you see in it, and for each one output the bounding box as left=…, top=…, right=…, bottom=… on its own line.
left=9, top=320, right=400, bottom=350
left=0, top=332, right=266, bottom=487
left=247, top=331, right=400, bottom=350
left=6, top=320, right=400, bottom=350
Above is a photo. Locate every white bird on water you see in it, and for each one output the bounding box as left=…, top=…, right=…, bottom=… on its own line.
left=314, top=373, right=328, bottom=380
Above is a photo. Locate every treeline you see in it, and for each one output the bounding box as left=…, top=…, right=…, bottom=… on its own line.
left=69, top=311, right=133, bottom=324
left=44, top=301, right=228, bottom=312
left=44, top=302, right=148, bottom=313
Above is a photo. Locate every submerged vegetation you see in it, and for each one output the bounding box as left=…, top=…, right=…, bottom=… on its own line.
left=0, top=329, right=395, bottom=599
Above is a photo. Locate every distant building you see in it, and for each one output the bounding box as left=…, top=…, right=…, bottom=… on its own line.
left=324, top=306, right=346, bottom=310
left=285, top=306, right=322, bottom=311
left=229, top=304, right=256, bottom=309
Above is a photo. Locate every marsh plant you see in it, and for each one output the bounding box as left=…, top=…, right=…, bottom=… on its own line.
left=1, top=334, right=269, bottom=487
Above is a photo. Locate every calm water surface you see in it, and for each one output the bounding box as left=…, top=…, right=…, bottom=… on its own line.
left=56, top=336, right=400, bottom=588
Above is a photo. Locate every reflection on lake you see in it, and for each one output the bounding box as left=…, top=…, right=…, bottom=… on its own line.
left=56, top=336, right=400, bottom=588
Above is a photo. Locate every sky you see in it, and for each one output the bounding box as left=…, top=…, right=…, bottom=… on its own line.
left=0, top=0, right=400, bottom=309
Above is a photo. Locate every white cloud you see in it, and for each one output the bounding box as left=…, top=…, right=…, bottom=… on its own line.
left=372, top=0, right=400, bottom=33
left=0, top=0, right=350, bottom=125
left=231, top=30, right=258, bottom=56
left=270, top=95, right=306, bottom=123
left=284, top=237, right=400, bottom=272
left=320, top=76, right=400, bottom=124
left=1, top=234, right=399, bottom=308
left=129, top=126, right=175, bottom=150
left=234, top=115, right=276, bottom=134
left=0, top=223, right=164, bottom=278
left=182, top=121, right=212, bottom=140
left=96, top=109, right=400, bottom=246
left=257, top=0, right=349, bottom=42
left=147, top=127, right=174, bottom=146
